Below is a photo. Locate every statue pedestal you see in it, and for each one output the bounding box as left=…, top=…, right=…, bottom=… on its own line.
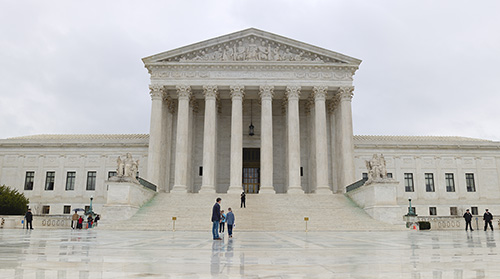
left=101, top=179, right=156, bottom=223
left=346, top=179, right=402, bottom=225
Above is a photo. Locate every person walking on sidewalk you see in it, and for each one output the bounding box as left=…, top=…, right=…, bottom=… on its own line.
left=226, top=208, right=235, bottom=238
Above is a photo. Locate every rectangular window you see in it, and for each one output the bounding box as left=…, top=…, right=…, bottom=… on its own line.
left=445, top=173, right=455, bottom=192
left=425, top=173, right=435, bottom=192
left=362, top=173, right=368, bottom=180
left=86, top=171, right=96, bottom=190
left=65, top=172, right=76, bottom=191
left=466, top=173, right=476, bottom=192
left=471, top=207, right=478, bottom=215
left=387, top=173, right=393, bottom=178
left=450, top=207, right=458, bottom=216
left=108, top=171, right=117, bottom=179
left=63, top=205, right=71, bottom=214
left=404, top=173, right=414, bottom=192
left=45, top=171, right=55, bottom=191
left=429, top=207, right=437, bottom=216
left=24, top=171, right=35, bottom=191
left=42, top=205, right=50, bottom=214
left=199, top=167, right=203, bottom=176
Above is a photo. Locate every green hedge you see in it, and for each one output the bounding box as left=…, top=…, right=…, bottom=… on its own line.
left=0, top=185, right=29, bottom=215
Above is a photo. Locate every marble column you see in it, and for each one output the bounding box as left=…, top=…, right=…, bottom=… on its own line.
left=172, top=85, right=192, bottom=192
left=286, top=85, right=303, bottom=194
left=328, top=99, right=339, bottom=193
left=228, top=86, right=244, bottom=194
left=146, top=85, right=165, bottom=192
left=200, top=85, right=218, bottom=193
left=259, top=85, right=275, bottom=194
left=313, top=86, right=331, bottom=194
left=336, top=86, right=355, bottom=192
left=161, top=96, right=175, bottom=192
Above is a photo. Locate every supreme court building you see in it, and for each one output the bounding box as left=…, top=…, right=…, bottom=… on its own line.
left=144, top=28, right=359, bottom=195
left=2, top=28, right=500, bottom=223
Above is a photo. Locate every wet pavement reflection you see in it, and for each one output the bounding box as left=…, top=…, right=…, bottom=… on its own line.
left=0, top=229, right=499, bottom=278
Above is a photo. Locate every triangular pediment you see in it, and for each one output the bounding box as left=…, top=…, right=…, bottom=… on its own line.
left=143, top=28, right=361, bottom=65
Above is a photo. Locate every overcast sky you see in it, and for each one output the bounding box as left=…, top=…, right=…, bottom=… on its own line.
left=1, top=0, right=499, bottom=141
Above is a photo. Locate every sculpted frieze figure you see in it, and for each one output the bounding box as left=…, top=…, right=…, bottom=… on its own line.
left=365, top=154, right=390, bottom=185
left=112, top=153, right=140, bottom=183
left=168, top=37, right=344, bottom=63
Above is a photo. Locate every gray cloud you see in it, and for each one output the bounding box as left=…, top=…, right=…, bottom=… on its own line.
left=1, top=0, right=499, bottom=140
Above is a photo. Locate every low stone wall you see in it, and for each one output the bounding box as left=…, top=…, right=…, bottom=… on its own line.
left=0, top=215, right=72, bottom=229
left=417, top=216, right=500, bottom=231
left=101, top=180, right=156, bottom=223
left=346, top=180, right=403, bottom=225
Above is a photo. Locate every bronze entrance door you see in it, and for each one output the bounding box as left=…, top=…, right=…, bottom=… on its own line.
left=242, top=148, right=260, bottom=193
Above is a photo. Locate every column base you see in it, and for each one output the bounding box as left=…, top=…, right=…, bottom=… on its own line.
left=315, top=186, right=332, bottom=194
left=198, top=185, right=216, bottom=193
left=171, top=185, right=186, bottom=193
left=287, top=187, right=304, bottom=194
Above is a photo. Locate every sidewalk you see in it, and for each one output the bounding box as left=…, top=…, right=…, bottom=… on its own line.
left=0, top=229, right=499, bottom=278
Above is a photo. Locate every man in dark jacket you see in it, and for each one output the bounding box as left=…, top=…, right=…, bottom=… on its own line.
left=483, top=209, right=494, bottom=231
left=212, top=197, right=222, bottom=240
left=24, top=209, right=33, bottom=230
left=463, top=209, right=473, bottom=231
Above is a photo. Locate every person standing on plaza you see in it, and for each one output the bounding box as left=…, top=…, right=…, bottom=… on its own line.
left=212, top=197, right=222, bottom=240
left=71, top=210, right=79, bottom=229
left=226, top=208, right=235, bottom=238
left=240, top=192, right=246, bottom=208
left=24, top=209, right=33, bottom=230
left=77, top=216, right=83, bottom=229
left=219, top=210, right=226, bottom=234
left=483, top=209, right=494, bottom=231
left=87, top=215, right=93, bottom=229
left=463, top=209, right=473, bottom=231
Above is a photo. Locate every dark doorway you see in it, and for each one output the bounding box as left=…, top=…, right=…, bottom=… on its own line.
left=243, top=148, right=260, bottom=193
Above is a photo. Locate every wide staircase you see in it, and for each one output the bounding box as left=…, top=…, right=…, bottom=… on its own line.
left=101, top=192, right=404, bottom=231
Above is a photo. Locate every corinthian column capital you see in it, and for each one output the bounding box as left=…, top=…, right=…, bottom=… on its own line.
left=149, top=84, right=165, bottom=100
left=176, top=85, right=192, bottom=100
left=259, top=85, right=274, bottom=100
left=338, top=86, right=354, bottom=100
left=312, top=86, right=328, bottom=101
left=230, top=85, right=245, bottom=100
left=285, top=85, right=301, bottom=100
left=203, top=85, right=218, bottom=100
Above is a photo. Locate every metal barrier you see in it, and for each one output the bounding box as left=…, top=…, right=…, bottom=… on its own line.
left=345, top=178, right=368, bottom=192
left=137, top=177, right=157, bottom=192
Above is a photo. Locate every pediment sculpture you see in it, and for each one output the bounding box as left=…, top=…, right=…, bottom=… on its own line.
left=162, top=36, right=346, bottom=64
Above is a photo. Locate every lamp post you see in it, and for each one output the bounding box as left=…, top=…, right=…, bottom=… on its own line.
left=408, top=197, right=415, bottom=216
left=89, top=196, right=94, bottom=216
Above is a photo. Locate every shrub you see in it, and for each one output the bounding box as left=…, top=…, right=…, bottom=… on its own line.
left=0, top=185, right=29, bottom=215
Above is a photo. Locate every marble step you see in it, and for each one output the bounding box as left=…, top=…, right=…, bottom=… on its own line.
left=100, top=192, right=404, bottom=231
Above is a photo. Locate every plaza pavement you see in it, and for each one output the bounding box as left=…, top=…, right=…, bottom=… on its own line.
left=1, top=228, right=499, bottom=278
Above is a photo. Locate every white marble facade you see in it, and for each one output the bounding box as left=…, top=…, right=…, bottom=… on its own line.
left=144, top=28, right=358, bottom=195
left=1, top=28, right=500, bottom=219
